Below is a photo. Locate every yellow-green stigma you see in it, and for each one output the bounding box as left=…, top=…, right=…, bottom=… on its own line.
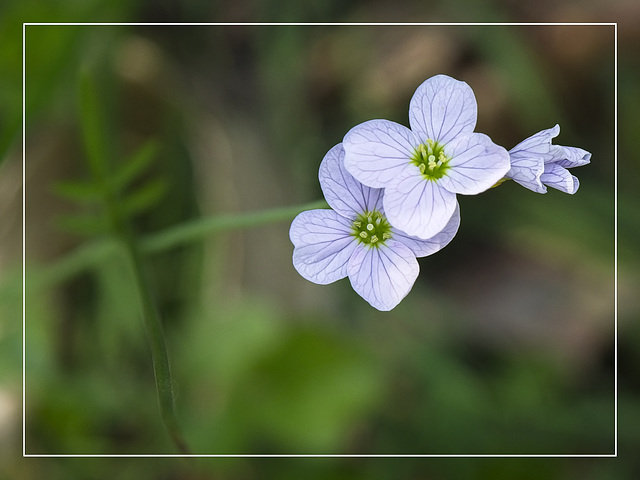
left=411, top=139, right=451, bottom=180
left=352, top=210, right=392, bottom=248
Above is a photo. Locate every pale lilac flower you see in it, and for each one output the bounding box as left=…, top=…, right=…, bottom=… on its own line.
left=506, top=124, right=591, bottom=194
left=343, top=74, right=510, bottom=239
left=290, top=143, right=460, bottom=311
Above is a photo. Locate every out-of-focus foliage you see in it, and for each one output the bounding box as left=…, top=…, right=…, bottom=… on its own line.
left=1, top=0, right=637, bottom=478
left=0, top=0, right=136, bottom=162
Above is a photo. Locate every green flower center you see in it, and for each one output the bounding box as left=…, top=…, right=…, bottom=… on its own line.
left=411, top=139, right=451, bottom=180
left=351, top=210, right=392, bottom=248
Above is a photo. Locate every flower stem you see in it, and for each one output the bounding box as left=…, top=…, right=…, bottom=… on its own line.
left=40, top=199, right=328, bottom=287
left=99, top=174, right=191, bottom=453
left=119, top=226, right=191, bottom=454
left=143, top=199, right=328, bottom=253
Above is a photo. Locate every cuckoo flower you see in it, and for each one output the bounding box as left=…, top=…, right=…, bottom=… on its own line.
left=343, top=74, right=510, bottom=239
left=506, top=124, right=591, bottom=194
left=290, top=144, right=460, bottom=311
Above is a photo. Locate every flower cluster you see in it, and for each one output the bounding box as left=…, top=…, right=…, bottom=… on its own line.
left=290, top=75, right=590, bottom=311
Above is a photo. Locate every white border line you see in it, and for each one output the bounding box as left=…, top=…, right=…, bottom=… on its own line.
left=18, top=454, right=619, bottom=458
left=613, top=22, right=618, bottom=458
left=22, top=22, right=617, bottom=26
left=22, top=21, right=27, bottom=459
left=22, top=22, right=618, bottom=459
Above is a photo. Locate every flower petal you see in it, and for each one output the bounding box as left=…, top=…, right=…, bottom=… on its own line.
left=347, top=240, right=419, bottom=311
left=343, top=119, right=420, bottom=188
left=555, top=146, right=592, bottom=169
left=408, top=74, right=477, bottom=145
left=290, top=209, right=358, bottom=284
left=509, top=125, right=560, bottom=164
left=437, top=133, right=511, bottom=195
left=383, top=168, right=458, bottom=239
left=541, top=163, right=579, bottom=194
left=506, top=152, right=546, bottom=193
left=318, top=143, right=383, bottom=217
left=393, top=202, right=460, bottom=258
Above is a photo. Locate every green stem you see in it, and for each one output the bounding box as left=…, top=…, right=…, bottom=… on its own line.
left=143, top=199, right=328, bottom=253
left=101, top=181, right=191, bottom=454
left=39, top=199, right=328, bottom=287
left=119, top=226, right=191, bottom=454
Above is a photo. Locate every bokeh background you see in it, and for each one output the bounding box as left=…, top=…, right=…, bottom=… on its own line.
left=1, top=1, right=638, bottom=479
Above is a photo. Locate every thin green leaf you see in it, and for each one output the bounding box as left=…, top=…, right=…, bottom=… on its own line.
left=113, top=139, right=159, bottom=190
left=121, top=177, right=168, bottom=217
left=40, top=199, right=329, bottom=285
left=143, top=199, right=329, bottom=253
left=52, top=179, right=102, bottom=203
left=55, top=212, right=110, bottom=236
left=78, top=70, right=109, bottom=181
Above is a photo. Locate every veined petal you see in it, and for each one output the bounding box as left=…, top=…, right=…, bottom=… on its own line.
left=383, top=168, right=457, bottom=239
left=506, top=152, right=547, bottom=193
left=408, top=74, right=477, bottom=145
left=290, top=209, right=358, bottom=284
left=394, top=202, right=460, bottom=258
left=347, top=240, right=419, bottom=311
left=555, top=146, right=592, bottom=169
left=509, top=125, right=560, bottom=164
left=319, top=143, right=384, bottom=217
left=541, top=163, right=579, bottom=194
left=438, top=133, right=511, bottom=195
left=343, top=119, right=419, bottom=188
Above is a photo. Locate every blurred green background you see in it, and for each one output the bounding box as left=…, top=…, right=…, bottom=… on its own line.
left=1, top=1, right=637, bottom=478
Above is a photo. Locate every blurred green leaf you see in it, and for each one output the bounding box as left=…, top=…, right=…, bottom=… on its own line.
left=113, top=140, right=159, bottom=191
left=177, top=302, right=383, bottom=454
left=121, top=177, right=168, bottom=217
left=52, top=179, right=102, bottom=203
left=54, top=212, right=109, bottom=236
left=78, top=70, right=110, bottom=181
left=10, top=5, right=133, bottom=162
left=235, top=326, right=381, bottom=452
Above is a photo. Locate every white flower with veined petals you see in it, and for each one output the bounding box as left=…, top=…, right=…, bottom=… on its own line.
left=506, top=124, right=591, bottom=194
left=343, top=74, right=510, bottom=239
left=290, top=143, right=460, bottom=311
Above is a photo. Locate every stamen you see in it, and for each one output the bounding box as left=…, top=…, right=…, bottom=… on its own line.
left=352, top=210, right=392, bottom=246
left=412, top=139, right=449, bottom=180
